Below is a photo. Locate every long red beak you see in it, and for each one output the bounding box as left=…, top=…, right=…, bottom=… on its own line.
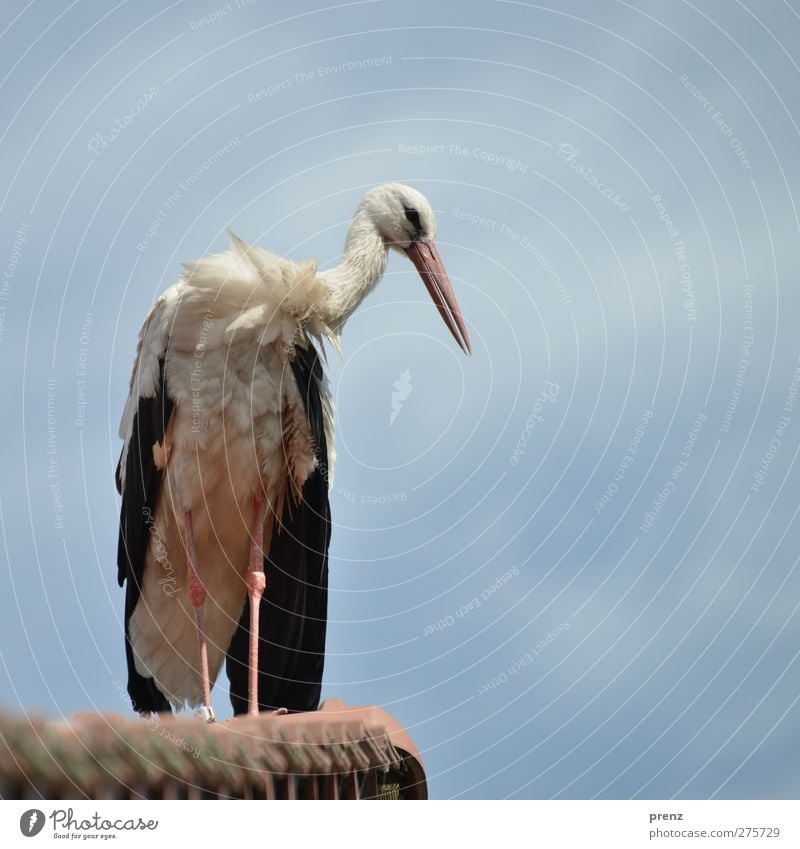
left=404, top=240, right=471, bottom=354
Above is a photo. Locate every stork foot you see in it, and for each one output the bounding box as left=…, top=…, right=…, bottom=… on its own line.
left=196, top=705, right=216, bottom=723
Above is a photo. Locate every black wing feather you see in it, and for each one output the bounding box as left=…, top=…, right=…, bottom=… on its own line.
left=116, top=358, right=172, bottom=714
left=226, top=343, right=331, bottom=714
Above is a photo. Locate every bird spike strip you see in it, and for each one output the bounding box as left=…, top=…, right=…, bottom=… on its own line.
left=0, top=700, right=427, bottom=800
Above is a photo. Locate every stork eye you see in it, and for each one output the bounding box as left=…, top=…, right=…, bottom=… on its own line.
left=404, top=206, right=422, bottom=231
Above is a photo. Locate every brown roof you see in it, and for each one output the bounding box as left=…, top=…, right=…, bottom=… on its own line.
left=0, top=699, right=426, bottom=800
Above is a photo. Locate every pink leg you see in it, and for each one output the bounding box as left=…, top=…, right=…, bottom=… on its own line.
left=183, top=510, right=215, bottom=722
left=247, top=495, right=268, bottom=716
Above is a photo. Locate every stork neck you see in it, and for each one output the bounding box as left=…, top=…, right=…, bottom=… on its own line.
left=320, top=211, right=388, bottom=329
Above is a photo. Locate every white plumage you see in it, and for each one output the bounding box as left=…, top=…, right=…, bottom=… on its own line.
left=120, top=235, right=335, bottom=709
left=117, top=183, right=470, bottom=718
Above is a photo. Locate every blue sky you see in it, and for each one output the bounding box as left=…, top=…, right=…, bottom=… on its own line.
left=1, top=0, right=800, bottom=799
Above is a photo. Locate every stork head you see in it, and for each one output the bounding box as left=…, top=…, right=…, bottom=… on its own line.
left=359, top=183, right=471, bottom=354
left=360, top=182, right=437, bottom=250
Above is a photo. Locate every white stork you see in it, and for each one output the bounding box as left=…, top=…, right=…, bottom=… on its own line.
left=116, top=183, right=470, bottom=721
